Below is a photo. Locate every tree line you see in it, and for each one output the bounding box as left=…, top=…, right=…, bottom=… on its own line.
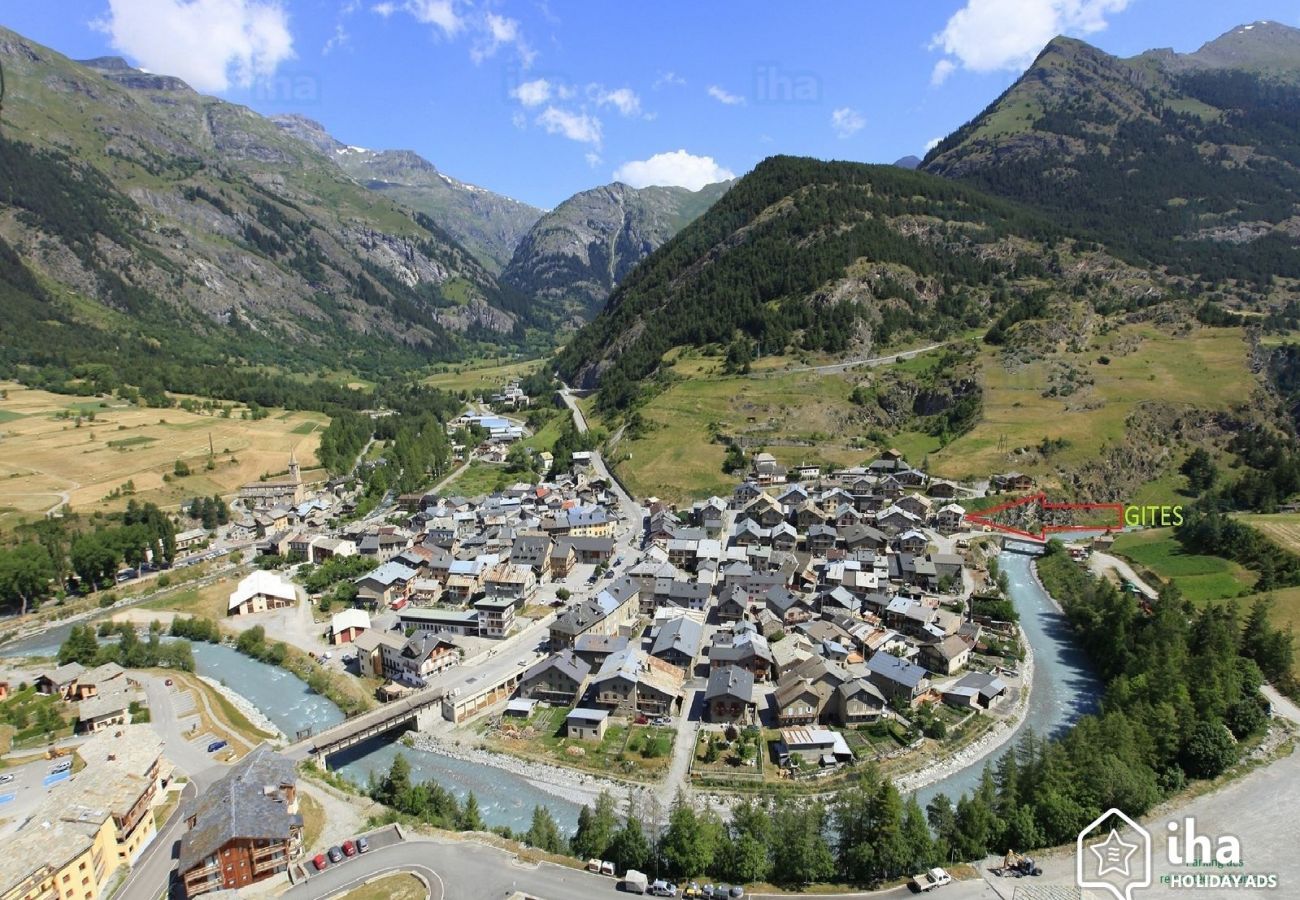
left=58, top=621, right=195, bottom=672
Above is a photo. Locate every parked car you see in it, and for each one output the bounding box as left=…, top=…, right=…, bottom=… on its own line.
left=600, top=860, right=616, bottom=877
left=728, top=888, right=745, bottom=898
left=342, top=840, right=356, bottom=857
left=356, top=836, right=369, bottom=853
left=327, top=846, right=344, bottom=863
left=206, top=740, right=228, bottom=753
left=683, top=884, right=703, bottom=899
left=650, top=880, right=678, bottom=896
left=586, top=859, right=602, bottom=874
left=50, top=759, right=72, bottom=773
left=0, top=773, right=15, bottom=785
left=312, top=854, right=328, bottom=872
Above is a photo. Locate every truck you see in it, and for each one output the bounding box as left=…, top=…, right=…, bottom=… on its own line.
left=910, top=867, right=952, bottom=892
left=623, top=870, right=649, bottom=894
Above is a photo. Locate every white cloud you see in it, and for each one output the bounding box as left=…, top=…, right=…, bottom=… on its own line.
left=403, top=0, right=462, bottom=35
left=472, top=12, right=535, bottom=67
left=653, top=70, right=686, bottom=89
left=512, top=78, right=554, bottom=107
left=930, top=0, right=1129, bottom=81
left=588, top=85, right=642, bottom=117
left=97, top=0, right=294, bottom=93
left=830, top=107, right=865, bottom=139
left=322, top=23, right=349, bottom=54
left=612, top=150, right=734, bottom=191
left=924, top=136, right=943, bottom=152
left=375, top=2, right=533, bottom=66
left=707, top=84, right=745, bottom=106
left=585, top=151, right=602, bottom=168
left=536, top=106, right=602, bottom=145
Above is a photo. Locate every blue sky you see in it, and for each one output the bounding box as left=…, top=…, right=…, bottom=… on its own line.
left=4, top=1, right=1299, bottom=208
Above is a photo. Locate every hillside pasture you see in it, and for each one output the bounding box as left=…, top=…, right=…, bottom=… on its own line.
left=1111, top=527, right=1256, bottom=603
left=0, top=383, right=327, bottom=527
left=928, top=326, right=1253, bottom=481
left=1237, top=513, right=1300, bottom=557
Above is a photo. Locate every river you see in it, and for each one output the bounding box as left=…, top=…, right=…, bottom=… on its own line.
left=0, top=548, right=1095, bottom=833
left=913, top=549, right=1100, bottom=809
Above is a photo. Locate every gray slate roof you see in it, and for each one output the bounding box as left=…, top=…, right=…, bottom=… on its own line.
left=178, top=745, right=300, bottom=871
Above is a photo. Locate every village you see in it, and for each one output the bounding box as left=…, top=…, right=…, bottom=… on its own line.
left=0, top=380, right=1046, bottom=900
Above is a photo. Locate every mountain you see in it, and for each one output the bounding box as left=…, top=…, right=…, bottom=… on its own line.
left=892, top=155, right=922, bottom=169
left=922, top=21, right=1300, bottom=286
left=555, top=155, right=1170, bottom=407
left=0, top=29, right=530, bottom=398
left=500, top=180, right=732, bottom=326
left=272, top=115, right=543, bottom=273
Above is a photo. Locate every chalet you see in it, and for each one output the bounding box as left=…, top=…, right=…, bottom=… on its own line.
left=354, top=562, right=417, bottom=607
left=877, top=506, right=923, bottom=534
left=717, top=585, right=750, bottom=622
left=328, top=608, right=370, bottom=644
left=178, top=747, right=301, bottom=898
left=379, top=634, right=459, bottom=684
left=806, top=523, right=838, bottom=553
left=764, top=586, right=814, bottom=627
left=520, top=650, right=591, bottom=705
left=741, top=495, right=785, bottom=528
left=549, top=540, right=578, bottom=577
left=795, top=502, right=829, bottom=529
left=992, top=471, right=1034, bottom=492
left=350, top=630, right=407, bottom=678
left=76, top=685, right=136, bottom=733
left=174, top=528, right=209, bottom=553
left=660, top=580, right=712, bottom=612
left=566, top=707, right=609, bottom=741
left=777, top=727, right=854, bottom=767
left=228, top=571, right=297, bottom=616
left=941, top=671, right=1008, bottom=710
left=548, top=577, right=639, bottom=649
left=897, top=530, right=929, bottom=554
left=590, top=648, right=685, bottom=717
left=935, top=503, right=966, bottom=531
left=841, top=523, right=888, bottom=551
left=509, top=534, right=553, bottom=578
left=927, top=480, right=960, bottom=499
left=919, top=635, right=971, bottom=675
left=865, top=652, right=931, bottom=706
left=566, top=535, right=616, bottom=564
left=750, top=452, right=788, bottom=486
left=896, top=494, right=933, bottom=520
left=709, top=629, right=774, bottom=682
left=770, top=521, right=798, bottom=552
left=484, top=562, right=537, bottom=605
left=649, top=616, right=703, bottom=670
left=573, top=633, right=630, bottom=668
left=705, top=665, right=756, bottom=723
left=731, top=481, right=763, bottom=509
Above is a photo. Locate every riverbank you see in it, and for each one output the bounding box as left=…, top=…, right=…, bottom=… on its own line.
left=409, top=731, right=628, bottom=811
left=896, top=646, right=1034, bottom=797
left=198, top=675, right=287, bottom=742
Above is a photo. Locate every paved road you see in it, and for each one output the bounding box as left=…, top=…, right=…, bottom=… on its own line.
left=116, top=779, right=197, bottom=900
left=770, top=342, right=948, bottom=376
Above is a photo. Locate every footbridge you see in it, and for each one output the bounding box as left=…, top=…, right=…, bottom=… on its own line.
left=284, top=687, right=446, bottom=768
left=1001, top=537, right=1048, bottom=556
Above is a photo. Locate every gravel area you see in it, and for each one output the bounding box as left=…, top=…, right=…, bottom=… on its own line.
left=198, top=674, right=287, bottom=742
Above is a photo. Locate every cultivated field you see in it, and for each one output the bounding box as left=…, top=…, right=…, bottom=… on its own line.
left=1111, top=528, right=1256, bottom=603
left=1238, top=513, right=1300, bottom=556
left=0, top=383, right=327, bottom=527
left=927, top=326, right=1254, bottom=481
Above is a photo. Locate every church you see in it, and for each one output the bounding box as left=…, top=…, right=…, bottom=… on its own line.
left=238, top=453, right=306, bottom=510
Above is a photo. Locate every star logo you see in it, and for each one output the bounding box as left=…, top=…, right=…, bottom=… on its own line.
left=1090, top=828, right=1139, bottom=878
left=1077, top=808, right=1152, bottom=900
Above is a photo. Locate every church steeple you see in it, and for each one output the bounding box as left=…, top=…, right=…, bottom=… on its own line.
left=288, top=449, right=300, bottom=483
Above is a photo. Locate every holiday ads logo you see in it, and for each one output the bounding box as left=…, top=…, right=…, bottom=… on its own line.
left=1077, top=809, right=1279, bottom=896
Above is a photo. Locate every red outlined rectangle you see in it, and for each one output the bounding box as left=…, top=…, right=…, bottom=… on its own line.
left=963, top=493, right=1124, bottom=541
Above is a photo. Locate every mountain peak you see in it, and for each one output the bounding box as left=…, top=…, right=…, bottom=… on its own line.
left=1185, top=20, right=1300, bottom=72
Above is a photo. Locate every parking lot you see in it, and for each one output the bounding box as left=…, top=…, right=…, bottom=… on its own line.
left=0, top=754, right=80, bottom=840
left=295, top=824, right=404, bottom=882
